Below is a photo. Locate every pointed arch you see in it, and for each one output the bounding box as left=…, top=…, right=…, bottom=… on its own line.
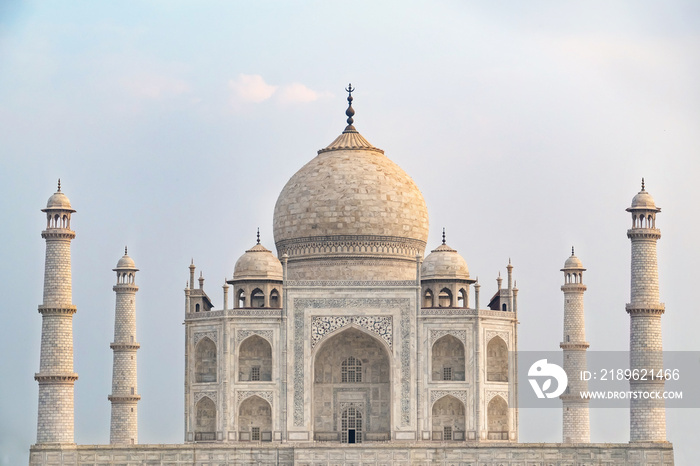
left=237, top=289, right=246, bottom=308
left=432, top=395, right=465, bottom=441
left=432, top=334, right=465, bottom=381
left=269, top=288, right=280, bottom=308
left=238, top=395, right=271, bottom=441
left=195, top=396, right=216, bottom=441
left=486, top=336, right=508, bottom=382
left=250, top=288, right=265, bottom=308
left=438, top=288, right=453, bottom=307
left=312, top=327, right=391, bottom=441
left=457, top=288, right=467, bottom=308
left=423, top=289, right=434, bottom=308
left=487, top=395, right=509, bottom=440
left=239, top=335, right=272, bottom=381
left=195, top=337, right=217, bottom=383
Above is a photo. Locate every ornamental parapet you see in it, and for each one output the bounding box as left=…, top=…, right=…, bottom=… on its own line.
left=185, top=308, right=284, bottom=320
left=34, top=373, right=79, bottom=383
left=627, top=229, right=661, bottom=240
left=561, top=284, right=587, bottom=292
left=113, top=284, right=139, bottom=292
left=108, top=395, right=141, bottom=402
left=277, top=235, right=426, bottom=260
left=420, top=308, right=517, bottom=319
left=626, top=303, right=665, bottom=315
left=41, top=229, right=76, bottom=240
left=38, top=305, right=77, bottom=315
left=560, top=342, right=590, bottom=350
left=110, top=342, right=141, bottom=350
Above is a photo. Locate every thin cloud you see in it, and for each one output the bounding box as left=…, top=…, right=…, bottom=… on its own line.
left=277, top=82, right=332, bottom=103
left=229, top=74, right=277, bottom=103
left=228, top=74, right=331, bottom=105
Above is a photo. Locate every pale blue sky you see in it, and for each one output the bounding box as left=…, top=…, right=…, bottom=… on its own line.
left=1, top=1, right=699, bottom=464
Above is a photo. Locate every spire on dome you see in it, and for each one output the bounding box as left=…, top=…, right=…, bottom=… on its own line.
left=442, top=227, right=446, bottom=245
left=572, top=246, right=575, bottom=256
left=641, top=177, right=645, bottom=191
left=125, top=246, right=128, bottom=255
left=257, top=227, right=260, bottom=245
left=57, top=178, right=61, bottom=192
left=345, top=83, right=355, bottom=131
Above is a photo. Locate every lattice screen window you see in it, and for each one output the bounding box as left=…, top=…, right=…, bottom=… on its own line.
left=341, top=356, right=362, bottom=383
left=443, top=367, right=453, bottom=381
left=251, top=366, right=260, bottom=381
left=251, top=427, right=260, bottom=441
left=444, top=426, right=452, bottom=441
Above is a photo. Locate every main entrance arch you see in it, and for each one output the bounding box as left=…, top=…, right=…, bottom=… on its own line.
left=312, top=327, right=391, bottom=442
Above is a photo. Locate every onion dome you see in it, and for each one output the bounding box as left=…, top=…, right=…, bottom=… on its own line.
left=273, top=86, right=429, bottom=277
left=421, top=241, right=470, bottom=281
left=114, top=247, right=138, bottom=271
left=42, top=179, right=75, bottom=213
left=628, top=178, right=660, bottom=212
left=233, top=242, right=283, bottom=281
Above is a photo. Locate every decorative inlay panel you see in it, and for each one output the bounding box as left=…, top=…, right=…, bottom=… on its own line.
left=236, top=329, right=273, bottom=346
left=484, top=330, right=509, bottom=347
left=293, top=298, right=412, bottom=427
left=485, top=390, right=509, bottom=404
left=194, top=391, right=217, bottom=404
left=236, top=390, right=273, bottom=407
left=429, top=329, right=466, bottom=346
left=430, top=390, right=468, bottom=407
left=288, top=280, right=416, bottom=287
left=311, top=315, right=392, bottom=349
left=278, top=235, right=426, bottom=259
left=193, top=331, right=217, bottom=346
left=421, top=308, right=516, bottom=318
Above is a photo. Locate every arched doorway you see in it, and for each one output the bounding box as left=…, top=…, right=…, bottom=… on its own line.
left=486, top=336, right=508, bottom=382
left=341, top=405, right=363, bottom=443
left=195, top=396, right=216, bottom=441
left=312, top=327, right=391, bottom=442
left=432, top=395, right=465, bottom=441
left=238, top=335, right=272, bottom=381
left=431, top=335, right=465, bottom=381
left=487, top=395, right=509, bottom=440
left=238, top=395, right=272, bottom=441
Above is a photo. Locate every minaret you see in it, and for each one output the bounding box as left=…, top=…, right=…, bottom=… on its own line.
left=626, top=179, right=666, bottom=442
left=35, top=180, right=78, bottom=444
left=560, top=247, right=590, bottom=443
left=108, top=247, right=141, bottom=444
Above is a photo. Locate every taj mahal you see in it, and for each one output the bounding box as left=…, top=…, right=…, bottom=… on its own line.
left=29, top=89, right=674, bottom=465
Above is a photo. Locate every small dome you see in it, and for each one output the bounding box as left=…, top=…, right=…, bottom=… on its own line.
left=628, top=179, right=660, bottom=212
left=630, top=190, right=657, bottom=210
left=233, top=243, right=283, bottom=281
left=421, top=243, right=470, bottom=281
left=564, top=254, right=583, bottom=270
left=114, top=250, right=138, bottom=271
left=43, top=191, right=75, bottom=212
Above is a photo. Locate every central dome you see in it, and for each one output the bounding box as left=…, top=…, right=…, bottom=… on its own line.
left=273, top=101, right=429, bottom=280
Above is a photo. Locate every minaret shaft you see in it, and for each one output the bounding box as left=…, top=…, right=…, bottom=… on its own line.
left=35, top=186, right=78, bottom=445
left=109, top=254, right=140, bottom=444
left=626, top=182, right=666, bottom=443
left=560, top=253, right=590, bottom=444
